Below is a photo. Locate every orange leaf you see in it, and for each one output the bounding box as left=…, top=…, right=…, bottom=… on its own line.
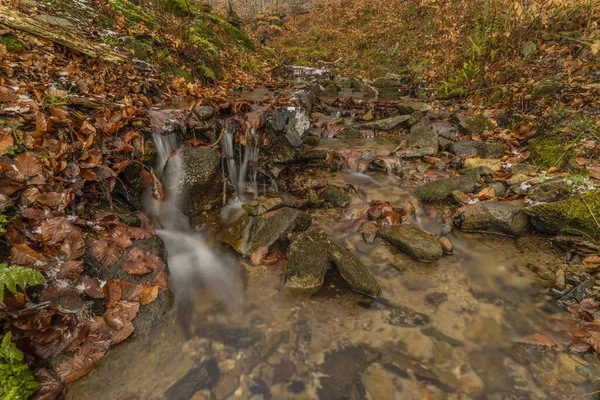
left=121, top=247, right=165, bottom=275
left=10, top=243, right=47, bottom=265
left=151, top=170, right=165, bottom=202
left=0, top=130, right=13, bottom=153
left=61, top=234, right=86, bottom=261
left=140, top=285, right=159, bottom=305
left=41, top=217, right=76, bottom=244
left=15, top=152, right=42, bottom=176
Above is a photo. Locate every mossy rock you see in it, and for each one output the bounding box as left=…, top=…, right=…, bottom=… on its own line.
left=378, top=225, right=443, bottom=262
left=303, top=135, right=321, bottom=146
left=0, top=34, right=25, bottom=51
left=458, top=114, right=495, bottom=135
left=532, top=81, right=561, bottom=99
left=336, top=128, right=363, bottom=139
left=319, top=186, right=351, bottom=207
left=415, top=174, right=478, bottom=203
left=525, top=192, right=600, bottom=240
left=529, top=135, right=569, bottom=168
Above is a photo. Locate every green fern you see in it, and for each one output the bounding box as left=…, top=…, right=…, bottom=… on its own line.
left=0, top=263, right=45, bottom=303
left=0, top=332, right=39, bottom=400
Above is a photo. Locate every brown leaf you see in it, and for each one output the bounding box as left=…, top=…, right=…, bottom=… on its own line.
left=151, top=169, right=165, bottom=202
left=10, top=243, right=47, bottom=265
left=56, top=260, right=84, bottom=280
left=15, top=152, right=43, bottom=177
left=55, top=355, right=94, bottom=383
left=251, top=245, right=269, bottom=265
left=140, top=285, right=159, bottom=305
left=588, top=166, right=600, bottom=180
left=121, top=247, right=165, bottom=275
left=61, top=234, right=86, bottom=261
left=36, top=111, right=48, bottom=133
left=90, top=240, right=123, bottom=266
left=41, top=217, right=76, bottom=244
left=0, top=86, right=17, bottom=103
left=0, top=130, right=13, bottom=153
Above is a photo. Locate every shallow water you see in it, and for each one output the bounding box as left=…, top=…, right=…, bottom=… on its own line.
left=67, top=165, right=600, bottom=400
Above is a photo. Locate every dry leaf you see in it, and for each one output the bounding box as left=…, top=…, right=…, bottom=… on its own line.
left=90, top=240, right=123, bottom=266
left=61, top=234, right=86, bottom=261
left=41, top=217, right=76, bottom=244
left=15, top=152, right=43, bottom=176
left=0, top=130, right=13, bottom=153
left=121, top=247, right=165, bottom=275
left=140, top=285, right=159, bottom=305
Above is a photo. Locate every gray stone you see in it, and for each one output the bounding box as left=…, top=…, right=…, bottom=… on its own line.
left=449, top=140, right=509, bottom=158
left=363, top=115, right=411, bottom=131
left=403, top=117, right=438, bottom=149
left=508, top=163, right=538, bottom=175
left=432, top=121, right=458, bottom=141
left=415, top=174, right=478, bottom=202
left=329, top=244, right=381, bottom=297
left=397, top=102, right=432, bottom=115
left=461, top=201, right=530, bottom=236
left=165, top=147, right=222, bottom=213
left=458, top=114, right=495, bottom=135
left=219, top=207, right=311, bottom=259
left=382, top=349, right=459, bottom=392
left=528, top=179, right=571, bottom=203
left=319, top=186, right=351, bottom=207
left=395, top=147, right=436, bottom=158
left=378, top=225, right=443, bottom=262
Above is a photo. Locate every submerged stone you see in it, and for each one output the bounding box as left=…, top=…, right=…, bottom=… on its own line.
left=329, top=244, right=381, bottom=297
left=378, top=225, right=443, bottom=262
left=415, top=174, right=478, bottom=203
left=319, top=186, right=351, bottom=207
left=525, top=192, right=600, bottom=240
left=460, top=201, right=530, bottom=236
left=219, top=207, right=311, bottom=259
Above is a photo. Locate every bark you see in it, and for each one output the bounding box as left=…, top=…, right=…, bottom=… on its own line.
left=0, top=5, right=127, bottom=63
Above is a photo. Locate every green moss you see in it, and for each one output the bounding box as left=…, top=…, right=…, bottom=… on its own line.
left=529, top=135, right=568, bottom=167
left=0, top=34, right=25, bottom=51
left=108, top=0, right=160, bottom=29
left=319, top=186, right=351, bottom=208
left=160, top=0, right=193, bottom=16
left=532, top=81, right=562, bottom=98
left=303, top=136, right=320, bottom=146
left=526, top=191, right=600, bottom=240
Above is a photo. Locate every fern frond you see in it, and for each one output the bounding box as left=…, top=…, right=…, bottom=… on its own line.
left=0, top=263, right=45, bottom=303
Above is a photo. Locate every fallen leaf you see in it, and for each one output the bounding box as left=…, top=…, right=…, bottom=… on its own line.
left=41, top=217, right=76, bottom=244
left=55, top=354, right=95, bottom=383
left=583, top=255, right=600, bottom=265
left=61, top=234, right=86, bottom=261
left=15, top=152, right=43, bottom=176
left=151, top=169, right=165, bottom=201
left=140, top=285, right=159, bottom=305
left=90, top=240, right=123, bottom=266
left=10, top=243, right=47, bottom=265
left=0, top=130, right=13, bottom=153
left=121, top=247, right=165, bottom=275
left=251, top=245, right=269, bottom=265
left=56, top=260, right=84, bottom=280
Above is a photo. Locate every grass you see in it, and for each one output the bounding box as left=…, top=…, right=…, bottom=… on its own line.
left=0, top=34, right=25, bottom=51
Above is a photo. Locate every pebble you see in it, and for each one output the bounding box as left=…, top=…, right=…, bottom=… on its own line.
left=555, top=269, right=566, bottom=290
left=438, top=236, right=453, bottom=253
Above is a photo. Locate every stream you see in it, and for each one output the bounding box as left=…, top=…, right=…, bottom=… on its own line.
left=65, top=68, right=600, bottom=400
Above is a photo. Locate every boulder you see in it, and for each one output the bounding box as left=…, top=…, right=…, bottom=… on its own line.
left=463, top=158, right=502, bottom=172
left=363, top=115, right=410, bottom=131
left=449, top=140, right=508, bottom=159
left=397, top=102, right=432, bottom=115
left=219, top=207, right=311, bottom=261
left=319, top=186, right=351, bottom=207
left=458, top=114, right=495, bottom=135
left=285, top=232, right=381, bottom=296
left=402, top=117, right=438, bottom=150
left=527, top=179, right=571, bottom=203
left=432, top=121, right=458, bottom=141
left=262, top=107, right=310, bottom=147
left=415, top=175, right=478, bottom=202
left=525, top=192, right=600, bottom=240
left=242, top=195, right=308, bottom=216
left=461, top=201, right=530, bottom=236
left=164, top=147, right=222, bottom=213
left=378, top=225, right=443, bottom=262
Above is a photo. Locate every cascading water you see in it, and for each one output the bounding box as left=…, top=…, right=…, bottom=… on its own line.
left=145, top=129, right=243, bottom=316
left=221, top=122, right=260, bottom=201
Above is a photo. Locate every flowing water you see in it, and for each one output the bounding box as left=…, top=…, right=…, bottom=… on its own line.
left=66, top=88, right=600, bottom=400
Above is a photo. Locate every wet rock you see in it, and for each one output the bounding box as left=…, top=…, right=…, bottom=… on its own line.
left=461, top=201, right=530, bottom=236
left=402, top=117, right=438, bottom=150
left=421, top=326, right=463, bottom=346
left=458, top=114, right=495, bottom=135
left=303, top=135, right=320, bottom=146
left=385, top=305, right=430, bottom=327
left=319, top=186, right=351, bottom=208
left=362, top=368, right=396, bottom=400
left=424, top=292, right=448, bottom=307
left=294, top=89, right=315, bottom=114
left=363, top=115, right=410, bottom=131
left=527, top=178, right=571, bottom=203
left=197, top=324, right=263, bottom=348
left=397, top=102, right=432, bottom=115
left=165, top=359, right=220, bottom=400
left=242, top=195, right=308, bottom=216
left=469, top=352, right=515, bottom=393
left=361, top=222, right=378, bottom=243
left=463, top=158, right=502, bottom=172
left=415, top=174, right=478, bottom=203
left=404, top=331, right=435, bottom=361
left=378, top=225, right=443, bottom=262
left=438, top=236, right=453, bottom=253
left=318, top=346, right=368, bottom=400
left=432, top=121, right=458, bottom=141
left=395, top=148, right=437, bottom=158
left=186, top=105, right=220, bottom=143
left=382, top=349, right=458, bottom=392
left=449, top=140, right=508, bottom=158
left=336, top=127, right=364, bottom=139
left=525, top=192, right=600, bottom=240
left=214, top=374, right=239, bottom=400
left=558, top=277, right=596, bottom=307
left=285, top=232, right=331, bottom=293
left=329, top=245, right=382, bottom=296
left=273, top=361, right=297, bottom=383
left=165, top=147, right=222, bottom=213
left=219, top=207, right=311, bottom=259
left=555, top=353, right=593, bottom=384
left=460, top=369, right=484, bottom=398
left=320, top=82, right=341, bottom=98
left=262, top=107, right=310, bottom=147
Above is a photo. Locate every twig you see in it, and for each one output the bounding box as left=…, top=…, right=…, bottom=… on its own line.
left=211, top=127, right=226, bottom=147
left=576, top=388, right=600, bottom=399
left=582, top=197, right=600, bottom=230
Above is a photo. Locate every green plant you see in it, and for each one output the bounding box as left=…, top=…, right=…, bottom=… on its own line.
left=0, top=263, right=45, bottom=303
left=0, top=215, right=7, bottom=232
left=0, top=332, right=39, bottom=400
left=0, top=34, right=25, bottom=51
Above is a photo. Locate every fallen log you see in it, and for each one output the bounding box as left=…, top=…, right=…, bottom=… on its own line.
left=0, top=5, right=127, bottom=63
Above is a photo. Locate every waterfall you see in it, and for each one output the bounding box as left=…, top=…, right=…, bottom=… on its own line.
left=221, top=123, right=260, bottom=201
left=146, top=129, right=243, bottom=315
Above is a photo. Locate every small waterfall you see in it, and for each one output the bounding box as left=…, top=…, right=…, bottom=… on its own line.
left=146, top=128, right=243, bottom=315
left=221, top=123, right=260, bottom=201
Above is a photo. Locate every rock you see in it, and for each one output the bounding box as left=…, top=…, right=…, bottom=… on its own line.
left=320, top=82, right=340, bottom=98
left=395, top=148, right=437, bottom=158
left=528, top=179, right=571, bottom=203
left=432, top=121, right=458, bottom=141
left=285, top=232, right=331, bottom=293
left=329, top=244, right=382, bottom=297
left=458, top=114, right=495, bottom=135
left=404, top=331, right=435, bottom=361
left=382, top=349, right=458, bottom=392
left=508, top=163, right=538, bottom=175
left=363, top=115, right=410, bottom=131
left=525, top=192, right=600, bottom=240
left=558, top=277, right=596, bottom=306
left=506, top=173, right=529, bottom=186
left=336, top=127, right=364, bottom=139
left=362, top=368, right=396, bottom=400
left=262, top=107, right=310, bottom=147
left=318, top=347, right=368, bottom=399
left=482, top=181, right=506, bottom=197
left=220, top=207, right=311, bottom=260
left=294, top=89, right=315, bottom=114
left=402, top=117, right=438, bottom=150
left=319, top=186, right=351, bottom=207
left=373, top=73, right=408, bottom=99
left=461, top=166, right=496, bottom=176
left=303, top=135, right=320, bottom=146
left=554, top=353, right=593, bottom=384
left=463, top=158, right=502, bottom=172
left=385, top=305, right=430, bottom=326
left=424, top=292, right=449, bottom=307
left=242, top=195, right=308, bottom=216
left=438, top=236, right=453, bottom=253
left=415, top=175, right=478, bottom=203
left=361, top=222, right=378, bottom=243
left=449, top=140, right=508, bottom=158
left=461, top=201, right=530, bottom=236
left=285, top=232, right=381, bottom=296
left=460, top=369, right=484, bottom=398
left=165, top=359, right=220, bottom=400
left=197, top=323, right=263, bottom=348
left=532, top=81, right=562, bottom=98
left=164, top=147, right=222, bottom=213
left=406, top=111, right=424, bottom=127
left=378, top=225, right=443, bottom=262
left=397, top=102, right=432, bottom=115
left=214, top=374, right=239, bottom=400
